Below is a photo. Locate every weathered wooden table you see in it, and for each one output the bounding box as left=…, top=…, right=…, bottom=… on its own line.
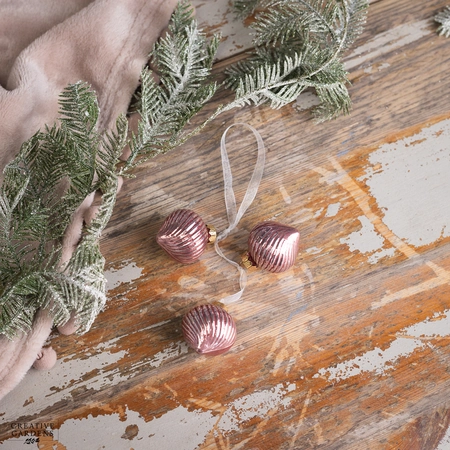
left=2, top=0, right=450, bottom=448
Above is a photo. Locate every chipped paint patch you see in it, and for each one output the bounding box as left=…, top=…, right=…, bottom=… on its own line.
left=218, top=383, right=296, bottom=432
left=0, top=342, right=128, bottom=421
left=305, top=246, right=322, bottom=255
left=105, top=259, right=143, bottom=291
left=145, top=341, right=189, bottom=369
left=313, top=207, right=324, bottom=218
left=194, top=0, right=253, bottom=59
left=361, top=119, right=450, bottom=247
left=0, top=339, right=188, bottom=422
left=341, top=215, right=385, bottom=253
left=314, top=310, right=450, bottom=382
left=294, top=91, right=321, bottom=112
left=363, top=62, right=391, bottom=74
left=57, top=406, right=216, bottom=450
left=325, top=202, right=341, bottom=217
left=367, top=247, right=396, bottom=264
left=437, top=423, right=450, bottom=450
left=315, top=337, right=425, bottom=382
left=0, top=383, right=297, bottom=449
left=399, top=309, right=450, bottom=339
left=340, top=215, right=396, bottom=263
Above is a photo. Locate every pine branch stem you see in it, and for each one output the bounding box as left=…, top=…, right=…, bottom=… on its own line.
left=305, top=0, right=349, bottom=79
left=297, top=0, right=340, bottom=42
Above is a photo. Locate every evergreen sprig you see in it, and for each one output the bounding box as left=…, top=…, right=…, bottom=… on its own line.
left=226, top=0, right=368, bottom=121
left=435, top=6, right=450, bottom=38
left=121, top=0, right=219, bottom=173
left=0, top=83, right=126, bottom=338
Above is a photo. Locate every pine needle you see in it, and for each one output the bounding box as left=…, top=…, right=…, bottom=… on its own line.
left=435, top=6, right=450, bottom=38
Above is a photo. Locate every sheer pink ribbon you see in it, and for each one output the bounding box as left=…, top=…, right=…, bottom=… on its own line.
left=214, top=123, right=266, bottom=304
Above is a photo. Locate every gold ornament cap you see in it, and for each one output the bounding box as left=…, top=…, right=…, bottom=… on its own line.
left=240, top=251, right=256, bottom=269
left=207, top=224, right=217, bottom=243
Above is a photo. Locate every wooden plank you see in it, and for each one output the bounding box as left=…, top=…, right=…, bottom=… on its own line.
left=2, top=0, right=450, bottom=448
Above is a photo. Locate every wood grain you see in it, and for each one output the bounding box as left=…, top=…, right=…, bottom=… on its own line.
left=2, top=0, right=450, bottom=449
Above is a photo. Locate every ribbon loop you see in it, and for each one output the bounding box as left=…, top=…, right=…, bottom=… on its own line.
left=215, top=123, right=266, bottom=304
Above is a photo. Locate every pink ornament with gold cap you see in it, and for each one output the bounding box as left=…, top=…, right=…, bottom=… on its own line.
left=244, top=221, right=300, bottom=273
left=156, top=209, right=216, bottom=264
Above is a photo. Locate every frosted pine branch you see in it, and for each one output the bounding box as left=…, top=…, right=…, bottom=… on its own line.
left=435, top=6, right=450, bottom=38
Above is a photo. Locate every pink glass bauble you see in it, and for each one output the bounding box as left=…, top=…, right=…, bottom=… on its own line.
left=182, top=304, right=237, bottom=355
left=157, top=209, right=210, bottom=264
left=247, top=221, right=300, bottom=273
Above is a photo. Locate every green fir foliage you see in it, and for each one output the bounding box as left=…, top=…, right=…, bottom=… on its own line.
left=227, top=0, right=369, bottom=121
left=122, top=0, right=219, bottom=173
left=0, top=83, right=126, bottom=338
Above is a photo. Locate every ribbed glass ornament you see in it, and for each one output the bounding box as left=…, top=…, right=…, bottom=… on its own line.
left=247, top=221, right=300, bottom=272
left=182, top=304, right=237, bottom=355
left=157, top=209, right=209, bottom=264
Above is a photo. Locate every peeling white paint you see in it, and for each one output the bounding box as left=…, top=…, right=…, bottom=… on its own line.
left=145, top=341, right=189, bottom=369
left=193, top=1, right=431, bottom=70
left=57, top=382, right=295, bottom=449
left=363, top=62, right=391, bottom=74
left=305, top=246, right=322, bottom=255
left=0, top=339, right=188, bottom=423
left=340, top=215, right=386, bottom=253
left=294, top=91, right=321, bottom=112
left=218, top=383, right=296, bottom=432
left=325, top=202, right=341, bottom=217
left=105, top=259, right=143, bottom=291
left=344, top=19, right=430, bottom=70
left=367, top=247, right=396, bottom=264
left=314, top=207, right=324, bottom=218
left=58, top=406, right=216, bottom=450
left=436, top=423, right=450, bottom=450
left=361, top=119, right=450, bottom=247
left=314, top=310, right=450, bottom=382
left=195, top=0, right=253, bottom=60
left=315, top=337, right=425, bottom=382
left=339, top=213, right=397, bottom=264
left=1, top=382, right=297, bottom=449
left=0, top=342, right=128, bottom=422
left=400, top=309, right=450, bottom=339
